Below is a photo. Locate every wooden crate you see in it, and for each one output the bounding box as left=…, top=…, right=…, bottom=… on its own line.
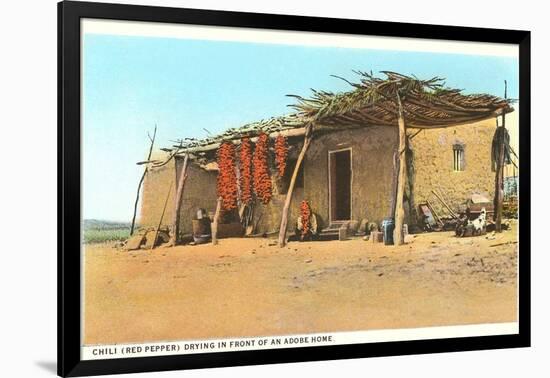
left=214, top=222, right=244, bottom=238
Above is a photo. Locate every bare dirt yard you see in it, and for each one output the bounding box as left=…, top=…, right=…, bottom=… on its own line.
left=83, top=223, right=518, bottom=345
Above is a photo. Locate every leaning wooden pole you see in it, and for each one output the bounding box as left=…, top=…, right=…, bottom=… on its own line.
left=131, top=124, right=157, bottom=235
left=211, top=197, right=222, bottom=245
left=493, top=80, right=507, bottom=232
left=168, top=153, right=190, bottom=246
left=393, top=91, right=407, bottom=246
left=278, top=123, right=313, bottom=247
left=151, top=183, right=172, bottom=250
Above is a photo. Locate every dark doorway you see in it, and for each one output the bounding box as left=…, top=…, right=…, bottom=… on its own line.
left=329, top=149, right=352, bottom=221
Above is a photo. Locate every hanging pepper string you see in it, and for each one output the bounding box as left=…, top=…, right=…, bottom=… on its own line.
left=252, top=133, right=272, bottom=204
left=300, top=200, right=311, bottom=236
left=216, top=142, right=238, bottom=211
left=274, top=135, right=288, bottom=177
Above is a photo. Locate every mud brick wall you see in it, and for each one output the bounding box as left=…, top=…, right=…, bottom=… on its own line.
left=410, top=118, right=497, bottom=217
left=175, top=158, right=218, bottom=237
left=247, top=127, right=397, bottom=234
left=140, top=114, right=512, bottom=236
left=139, top=158, right=177, bottom=229
left=140, top=153, right=295, bottom=237
left=251, top=178, right=304, bottom=235
left=303, top=126, right=397, bottom=227
left=139, top=156, right=218, bottom=236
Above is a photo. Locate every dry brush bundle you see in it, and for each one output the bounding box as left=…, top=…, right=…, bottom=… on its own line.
left=216, top=141, right=238, bottom=211
left=252, top=133, right=272, bottom=204
left=274, top=135, right=288, bottom=177
left=300, top=200, right=311, bottom=236
left=239, top=137, right=253, bottom=204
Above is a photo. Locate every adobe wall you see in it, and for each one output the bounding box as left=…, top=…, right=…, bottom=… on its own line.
left=139, top=158, right=177, bottom=229
left=140, top=116, right=503, bottom=237
left=410, top=118, right=497, bottom=217
left=302, top=126, right=398, bottom=227
left=249, top=176, right=304, bottom=236
left=250, top=126, right=397, bottom=234
left=175, top=158, right=219, bottom=237
left=139, top=156, right=218, bottom=236
left=291, top=119, right=499, bottom=230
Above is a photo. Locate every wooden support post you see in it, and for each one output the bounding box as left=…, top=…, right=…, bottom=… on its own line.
left=211, top=197, right=222, bottom=245
left=493, top=81, right=508, bottom=232
left=278, top=124, right=313, bottom=247
left=151, top=183, right=172, bottom=250
left=389, top=150, right=399, bottom=218
left=393, top=91, right=406, bottom=246
left=168, top=153, right=190, bottom=246
left=131, top=125, right=157, bottom=235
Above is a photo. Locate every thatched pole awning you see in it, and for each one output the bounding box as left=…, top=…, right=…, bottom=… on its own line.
left=145, top=71, right=513, bottom=167
left=289, top=71, right=513, bottom=129
left=171, top=114, right=304, bottom=153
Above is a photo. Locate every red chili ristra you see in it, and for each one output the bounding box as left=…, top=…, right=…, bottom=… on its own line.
left=252, top=133, right=272, bottom=204
left=274, top=134, right=288, bottom=177
left=300, top=200, right=311, bottom=236
left=216, top=142, right=238, bottom=211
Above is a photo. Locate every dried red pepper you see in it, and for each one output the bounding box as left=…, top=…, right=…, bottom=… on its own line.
left=274, top=135, right=288, bottom=177
left=216, top=141, right=238, bottom=211
left=252, top=133, right=272, bottom=204
left=300, top=200, right=311, bottom=236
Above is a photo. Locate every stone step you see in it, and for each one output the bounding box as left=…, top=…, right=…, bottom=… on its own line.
left=316, top=232, right=339, bottom=241
left=321, top=223, right=346, bottom=233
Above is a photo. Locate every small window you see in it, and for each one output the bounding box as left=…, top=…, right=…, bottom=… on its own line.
left=453, top=144, right=465, bottom=171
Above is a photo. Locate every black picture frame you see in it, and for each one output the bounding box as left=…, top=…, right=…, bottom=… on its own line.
left=58, top=1, right=531, bottom=376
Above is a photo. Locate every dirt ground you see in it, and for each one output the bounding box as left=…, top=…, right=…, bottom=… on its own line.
left=83, top=223, right=518, bottom=345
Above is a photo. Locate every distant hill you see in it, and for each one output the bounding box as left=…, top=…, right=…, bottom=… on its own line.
left=83, top=219, right=132, bottom=231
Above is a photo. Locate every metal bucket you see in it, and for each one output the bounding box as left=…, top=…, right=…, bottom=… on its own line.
left=381, top=218, right=395, bottom=245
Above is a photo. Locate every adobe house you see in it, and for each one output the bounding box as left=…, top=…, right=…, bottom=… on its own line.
left=138, top=72, right=515, bottom=246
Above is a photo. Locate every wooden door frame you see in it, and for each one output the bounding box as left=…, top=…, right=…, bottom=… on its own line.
left=328, top=147, right=353, bottom=223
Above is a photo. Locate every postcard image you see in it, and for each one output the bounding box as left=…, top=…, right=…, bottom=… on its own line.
left=80, top=19, right=520, bottom=360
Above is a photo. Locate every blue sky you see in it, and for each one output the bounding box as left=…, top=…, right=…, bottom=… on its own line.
left=82, top=34, right=518, bottom=222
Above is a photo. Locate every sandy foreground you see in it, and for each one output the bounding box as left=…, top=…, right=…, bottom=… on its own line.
left=83, top=224, right=518, bottom=345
